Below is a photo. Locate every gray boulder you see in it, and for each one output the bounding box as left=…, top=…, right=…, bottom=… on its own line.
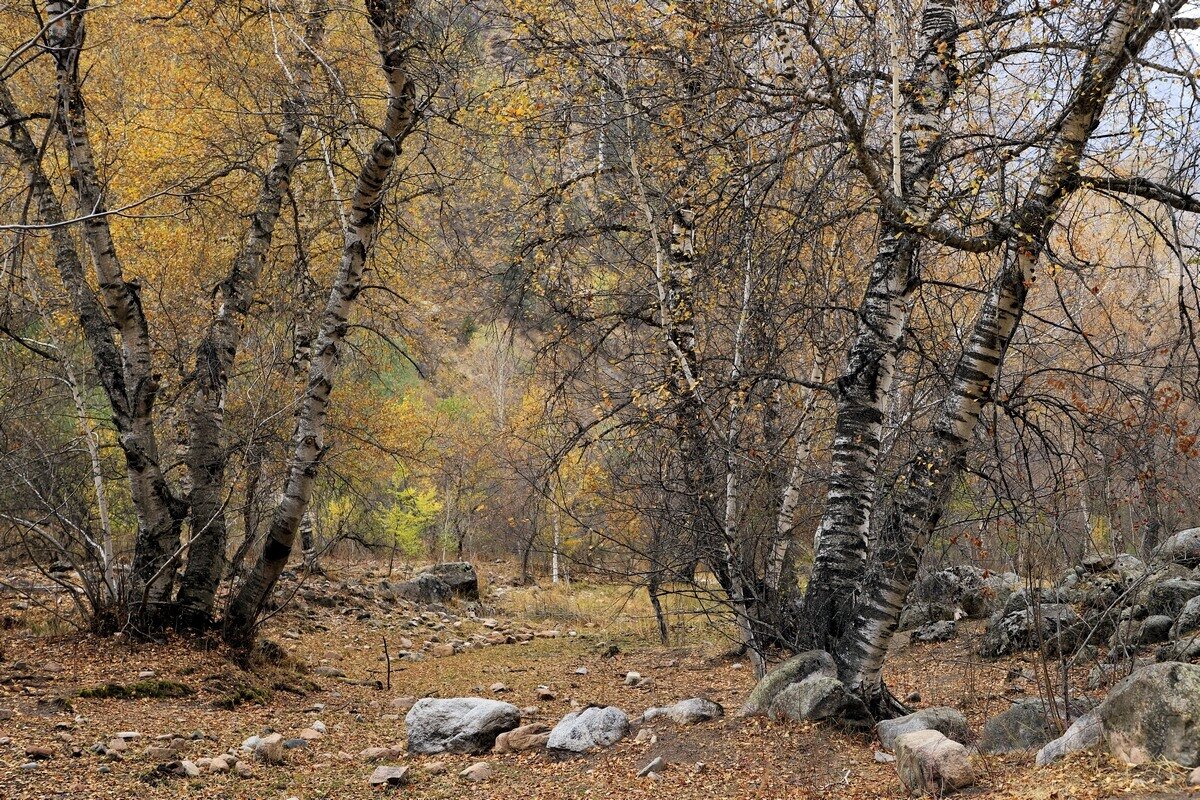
left=1035, top=712, right=1102, bottom=766
left=1171, top=595, right=1200, bottom=638
left=877, top=707, right=970, bottom=752
left=642, top=698, right=723, bottom=725
left=739, top=650, right=836, bottom=716
left=913, top=620, right=957, bottom=643
left=766, top=674, right=870, bottom=727
left=394, top=574, right=453, bottom=605
left=547, top=706, right=629, bottom=753
left=1146, top=578, right=1200, bottom=618
left=898, top=601, right=958, bottom=632
left=1099, top=661, right=1200, bottom=766
left=915, top=565, right=1019, bottom=618
left=405, top=697, right=520, bottom=754
left=979, top=604, right=1082, bottom=658
left=1154, top=528, right=1200, bottom=568
left=979, top=698, right=1093, bottom=754
left=1139, top=614, right=1175, bottom=645
left=417, top=562, right=479, bottom=600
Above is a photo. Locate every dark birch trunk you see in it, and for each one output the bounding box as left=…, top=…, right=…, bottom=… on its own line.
left=799, top=0, right=960, bottom=649
left=174, top=2, right=328, bottom=628
left=224, top=0, right=419, bottom=645
left=833, top=0, right=1179, bottom=712
left=40, top=2, right=187, bottom=627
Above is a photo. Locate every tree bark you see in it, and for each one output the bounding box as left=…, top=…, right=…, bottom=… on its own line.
left=224, top=0, right=419, bottom=645
left=833, top=0, right=1180, bottom=712
left=798, top=0, right=960, bottom=649
left=175, top=1, right=328, bottom=628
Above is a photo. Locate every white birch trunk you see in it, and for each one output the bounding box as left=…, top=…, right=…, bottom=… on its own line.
left=225, top=0, right=418, bottom=643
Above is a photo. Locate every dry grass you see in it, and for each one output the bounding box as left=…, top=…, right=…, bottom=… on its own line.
left=0, top=562, right=1194, bottom=800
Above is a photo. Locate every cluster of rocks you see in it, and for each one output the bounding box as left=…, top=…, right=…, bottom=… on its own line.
left=740, top=641, right=1200, bottom=795
left=79, top=721, right=330, bottom=779
left=391, top=692, right=722, bottom=786
left=899, top=528, right=1200, bottom=668
left=738, top=650, right=871, bottom=727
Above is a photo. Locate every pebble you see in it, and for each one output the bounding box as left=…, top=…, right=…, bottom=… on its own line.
left=623, top=671, right=641, bottom=685
left=638, top=756, right=666, bottom=777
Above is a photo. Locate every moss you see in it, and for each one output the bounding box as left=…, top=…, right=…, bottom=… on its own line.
left=212, top=684, right=272, bottom=709
left=78, top=679, right=194, bottom=700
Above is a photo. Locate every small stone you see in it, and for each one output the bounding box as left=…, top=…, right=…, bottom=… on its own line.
left=234, top=760, right=253, bottom=777
left=24, top=746, right=54, bottom=761
left=875, top=750, right=896, bottom=763
left=638, top=756, right=666, bottom=777
left=106, top=738, right=128, bottom=753
left=312, top=721, right=327, bottom=734
left=145, top=746, right=176, bottom=760
left=431, top=643, right=455, bottom=658
left=283, top=738, right=308, bottom=750
left=624, top=671, right=642, bottom=686
left=209, top=756, right=231, bottom=774
left=360, top=746, right=390, bottom=762
left=20, top=762, right=39, bottom=771
left=254, top=732, right=285, bottom=764
left=389, top=696, right=417, bottom=712
left=137, top=670, right=156, bottom=679
left=490, top=682, right=508, bottom=693
left=300, top=727, right=323, bottom=741
left=537, top=688, right=556, bottom=701
left=424, top=760, right=447, bottom=775
left=368, top=765, right=410, bottom=788
left=731, top=663, right=744, bottom=670
left=634, top=728, right=657, bottom=745
left=460, top=761, right=493, bottom=781
left=178, top=760, right=201, bottom=778
left=574, top=667, right=588, bottom=675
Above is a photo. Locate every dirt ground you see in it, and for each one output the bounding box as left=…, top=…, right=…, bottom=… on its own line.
left=0, top=564, right=1194, bottom=800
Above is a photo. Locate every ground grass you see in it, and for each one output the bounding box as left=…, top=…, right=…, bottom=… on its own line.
left=0, top=560, right=1194, bottom=800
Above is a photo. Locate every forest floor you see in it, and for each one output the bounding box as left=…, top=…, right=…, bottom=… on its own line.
left=0, top=560, right=1195, bottom=800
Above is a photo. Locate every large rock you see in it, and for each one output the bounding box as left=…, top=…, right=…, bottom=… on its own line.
left=1146, top=578, right=1200, bottom=618
left=547, top=706, right=629, bottom=753
left=1172, top=595, right=1200, bottom=638
left=739, top=650, right=836, bottom=716
left=492, top=723, right=550, bottom=753
left=643, top=698, right=723, bottom=725
left=394, top=574, right=453, bottom=605
left=766, top=674, right=870, bottom=727
left=979, top=604, right=1082, bottom=658
left=1154, top=528, right=1200, bottom=568
left=894, top=730, right=976, bottom=796
left=898, top=601, right=958, bottom=632
left=915, top=566, right=1019, bottom=619
left=877, top=707, right=971, bottom=752
left=979, top=698, right=1092, bottom=754
left=405, top=698, right=520, bottom=754
left=1099, top=661, right=1200, bottom=766
left=417, top=562, right=479, bottom=600
left=1035, top=712, right=1102, bottom=766
left=912, top=620, right=957, bottom=643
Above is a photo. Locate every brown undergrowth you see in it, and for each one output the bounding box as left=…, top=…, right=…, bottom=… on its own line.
left=0, top=562, right=1193, bottom=800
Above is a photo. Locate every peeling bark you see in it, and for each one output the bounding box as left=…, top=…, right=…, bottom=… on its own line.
left=174, top=0, right=329, bottom=629
left=224, top=0, right=419, bottom=645
left=834, top=0, right=1181, bottom=712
